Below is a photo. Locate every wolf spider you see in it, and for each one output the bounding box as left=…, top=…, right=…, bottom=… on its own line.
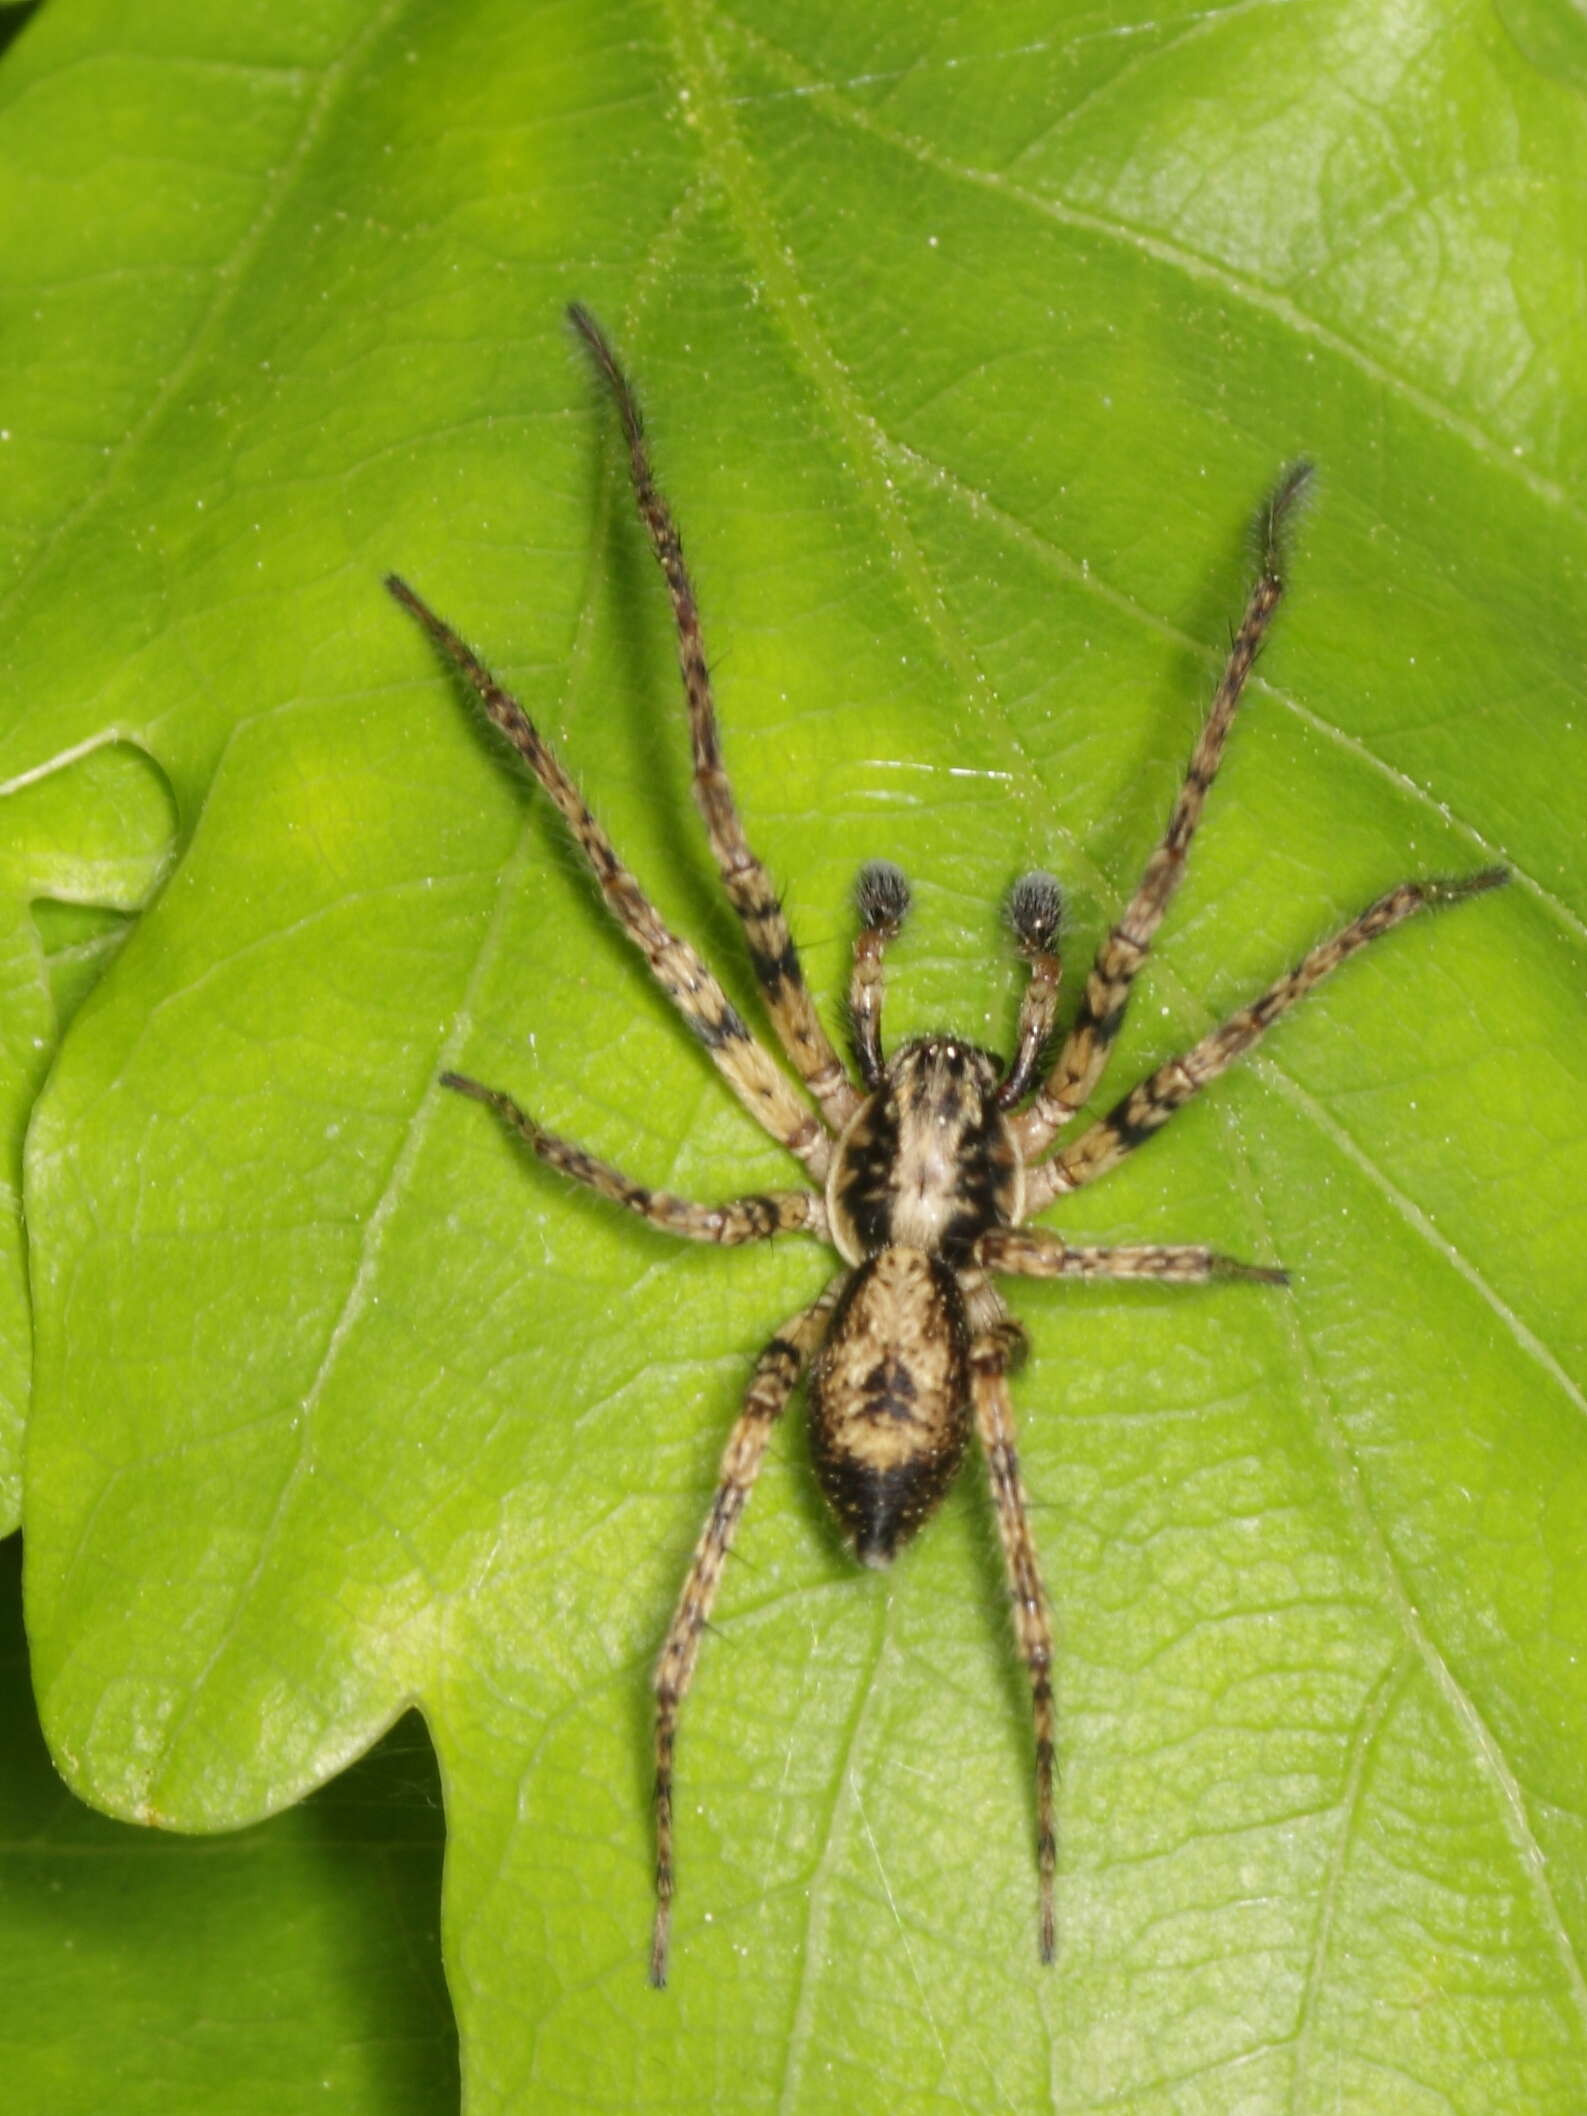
left=387, top=306, right=1506, bottom=1985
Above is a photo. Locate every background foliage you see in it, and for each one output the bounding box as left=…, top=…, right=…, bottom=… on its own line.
left=3, top=1, right=1586, bottom=2110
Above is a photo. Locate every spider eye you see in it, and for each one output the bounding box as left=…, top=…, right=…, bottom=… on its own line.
left=855, top=859, right=911, bottom=936
left=1008, top=870, right=1062, bottom=956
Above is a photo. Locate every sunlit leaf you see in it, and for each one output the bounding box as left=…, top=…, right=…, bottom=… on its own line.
left=8, top=2, right=1587, bottom=2110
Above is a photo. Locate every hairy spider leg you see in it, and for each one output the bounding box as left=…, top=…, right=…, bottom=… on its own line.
left=969, top=1314, right=1058, bottom=1963
left=1000, top=871, right=1065, bottom=1109
left=1025, top=867, right=1508, bottom=1210
left=385, top=574, right=832, bottom=1182
left=847, top=859, right=911, bottom=1088
left=651, top=1276, right=847, bottom=1987
left=1014, top=463, right=1315, bottom=1160
left=977, top=1225, right=1287, bottom=1283
left=569, top=304, right=860, bottom=1135
left=440, top=1073, right=828, bottom=1244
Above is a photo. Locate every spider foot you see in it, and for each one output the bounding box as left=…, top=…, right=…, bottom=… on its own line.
left=1254, top=458, right=1316, bottom=580
left=1427, top=866, right=1509, bottom=905
left=1210, top=1256, right=1290, bottom=1286
left=649, top=1901, right=671, bottom=1991
left=439, top=1069, right=524, bottom=1120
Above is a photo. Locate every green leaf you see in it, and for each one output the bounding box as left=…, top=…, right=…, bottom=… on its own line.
left=0, top=744, right=173, bottom=1528
left=10, top=1, right=1587, bottom=2110
left=0, top=1538, right=458, bottom=2112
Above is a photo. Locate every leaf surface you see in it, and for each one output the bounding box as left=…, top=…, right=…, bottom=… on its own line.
left=8, top=2, right=1587, bottom=2110
left=0, top=1540, right=456, bottom=2112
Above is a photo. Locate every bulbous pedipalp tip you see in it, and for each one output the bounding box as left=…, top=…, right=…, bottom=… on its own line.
left=1008, top=870, right=1063, bottom=956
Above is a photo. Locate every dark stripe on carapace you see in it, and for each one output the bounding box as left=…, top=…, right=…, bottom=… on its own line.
left=937, top=1086, right=1020, bottom=1264
left=834, top=1092, right=902, bottom=1255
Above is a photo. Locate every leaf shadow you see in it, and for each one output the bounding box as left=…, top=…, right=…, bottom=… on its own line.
left=0, top=1534, right=460, bottom=2114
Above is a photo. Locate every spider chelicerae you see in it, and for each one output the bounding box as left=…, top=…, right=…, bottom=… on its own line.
left=387, top=306, right=1507, bottom=1987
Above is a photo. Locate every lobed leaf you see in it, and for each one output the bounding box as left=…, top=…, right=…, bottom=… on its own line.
left=4, top=1, right=1586, bottom=2110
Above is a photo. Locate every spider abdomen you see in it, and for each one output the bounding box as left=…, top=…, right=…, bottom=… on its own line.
left=808, top=1246, right=971, bottom=1569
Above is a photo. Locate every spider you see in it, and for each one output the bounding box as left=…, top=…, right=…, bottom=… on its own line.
left=387, top=306, right=1507, bottom=1987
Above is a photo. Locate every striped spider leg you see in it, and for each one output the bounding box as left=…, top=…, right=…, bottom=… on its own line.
left=1025, top=866, right=1507, bottom=1211
left=382, top=569, right=834, bottom=1185
left=386, top=310, right=864, bottom=1989
left=1011, top=461, right=1317, bottom=1168
left=1009, top=462, right=1505, bottom=1212
left=567, top=303, right=860, bottom=1138
left=392, top=310, right=1508, bottom=1989
left=649, top=1272, right=847, bottom=1987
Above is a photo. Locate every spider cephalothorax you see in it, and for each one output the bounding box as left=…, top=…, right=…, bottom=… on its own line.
left=388, top=305, right=1507, bottom=1986
left=828, top=1033, right=1023, bottom=1265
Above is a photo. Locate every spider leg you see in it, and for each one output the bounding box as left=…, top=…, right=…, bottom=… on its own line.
left=569, top=304, right=860, bottom=1134
left=441, top=1073, right=828, bottom=1243
left=847, top=860, right=910, bottom=1088
left=386, top=574, right=831, bottom=1181
left=1025, top=867, right=1507, bottom=1211
left=977, top=1225, right=1287, bottom=1285
left=964, top=1290, right=1057, bottom=1964
left=999, top=871, right=1064, bottom=1109
left=650, top=1274, right=846, bottom=1987
left=1013, top=463, right=1314, bottom=1160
